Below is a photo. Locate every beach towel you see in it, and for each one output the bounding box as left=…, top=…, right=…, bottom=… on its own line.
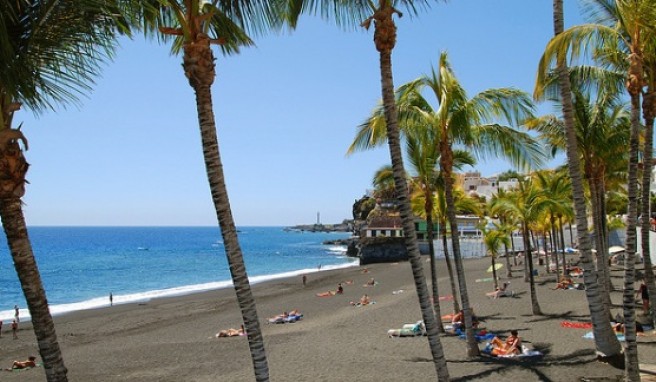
left=438, top=295, right=454, bottom=301
left=476, top=278, right=494, bottom=283
left=498, top=346, right=544, bottom=358
left=268, top=314, right=303, bottom=324
left=453, top=327, right=495, bottom=342
left=561, top=321, right=593, bottom=329
left=351, top=301, right=376, bottom=307
left=482, top=345, right=543, bottom=358
left=583, top=331, right=625, bottom=342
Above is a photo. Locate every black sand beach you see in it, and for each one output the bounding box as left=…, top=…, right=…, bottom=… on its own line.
left=1, top=256, right=655, bottom=381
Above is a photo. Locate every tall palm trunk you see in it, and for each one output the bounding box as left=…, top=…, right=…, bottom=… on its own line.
left=622, top=72, right=643, bottom=380
left=439, top=138, right=479, bottom=357
left=589, top=175, right=613, bottom=318
left=640, top=84, right=656, bottom=330
left=425, top=207, right=445, bottom=333
left=551, top=215, right=561, bottom=277
left=371, top=4, right=449, bottom=379
left=552, top=0, right=622, bottom=364
left=523, top=223, right=542, bottom=314
left=596, top=176, right=613, bottom=295
left=491, top=254, right=499, bottom=290
left=182, top=36, right=269, bottom=381
left=558, top=215, right=567, bottom=273
left=0, top=128, right=68, bottom=382
left=503, top=240, right=513, bottom=278
left=441, top=225, right=460, bottom=313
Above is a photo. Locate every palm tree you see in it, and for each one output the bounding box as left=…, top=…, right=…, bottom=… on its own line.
left=133, top=2, right=299, bottom=380
left=534, top=170, right=573, bottom=278
left=535, top=0, right=624, bottom=366
left=350, top=51, right=542, bottom=356
left=481, top=221, right=511, bottom=291
left=302, top=1, right=450, bottom=377
left=0, top=2, right=127, bottom=380
left=434, top=183, right=481, bottom=313
left=640, top=39, right=656, bottom=331
left=495, top=177, right=554, bottom=314
left=490, top=188, right=519, bottom=278
left=407, top=139, right=476, bottom=327
left=529, top=84, right=630, bottom=318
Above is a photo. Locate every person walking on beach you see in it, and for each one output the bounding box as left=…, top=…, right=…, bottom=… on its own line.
left=302, top=274, right=307, bottom=287
left=0, top=320, right=3, bottom=337
left=11, top=319, right=18, bottom=339
left=110, top=292, right=113, bottom=307
left=636, top=280, right=650, bottom=313
left=14, top=304, right=19, bottom=323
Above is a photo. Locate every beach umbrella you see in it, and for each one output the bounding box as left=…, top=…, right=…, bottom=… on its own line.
left=487, top=263, right=503, bottom=273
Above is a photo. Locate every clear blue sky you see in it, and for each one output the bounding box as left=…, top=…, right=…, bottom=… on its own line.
left=19, top=0, right=585, bottom=227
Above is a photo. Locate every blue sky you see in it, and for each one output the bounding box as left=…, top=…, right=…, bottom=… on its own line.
left=19, top=0, right=585, bottom=227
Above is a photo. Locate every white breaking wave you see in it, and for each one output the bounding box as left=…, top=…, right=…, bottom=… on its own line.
left=0, top=261, right=359, bottom=323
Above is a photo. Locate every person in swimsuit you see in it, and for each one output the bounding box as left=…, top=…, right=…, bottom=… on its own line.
left=490, top=330, right=521, bottom=356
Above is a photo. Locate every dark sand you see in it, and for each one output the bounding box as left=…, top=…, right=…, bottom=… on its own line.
left=1, top=256, right=655, bottom=381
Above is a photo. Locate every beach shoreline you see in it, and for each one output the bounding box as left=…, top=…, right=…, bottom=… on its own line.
left=1, top=256, right=654, bottom=381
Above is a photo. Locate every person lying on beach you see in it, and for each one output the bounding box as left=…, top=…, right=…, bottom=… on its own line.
left=268, top=310, right=304, bottom=324
left=350, top=294, right=371, bottom=306
left=552, top=276, right=574, bottom=290
left=486, top=282, right=511, bottom=299
left=216, top=325, right=245, bottom=338
left=6, top=356, right=36, bottom=371
left=364, top=278, right=376, bottom=287
left=489, top=330, right=521, bottom=356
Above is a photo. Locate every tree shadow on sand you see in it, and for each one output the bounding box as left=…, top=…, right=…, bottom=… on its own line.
left=445, top=347, right=607, bottom=382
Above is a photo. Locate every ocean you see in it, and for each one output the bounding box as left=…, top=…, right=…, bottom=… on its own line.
left=0, top=226, right=356, bottom=322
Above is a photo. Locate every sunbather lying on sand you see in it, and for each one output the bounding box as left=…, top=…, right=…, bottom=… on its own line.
left=5, top=356, right=36, bottom=371
left=268, top=310, right=303, bottom=324
left=216, top=325, right=245, bottom=338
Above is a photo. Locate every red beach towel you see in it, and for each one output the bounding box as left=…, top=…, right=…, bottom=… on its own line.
left=560, top=321, right=593, bottom=329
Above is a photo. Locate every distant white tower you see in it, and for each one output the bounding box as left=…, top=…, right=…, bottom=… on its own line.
left=317, top=212, right=321, bottom=225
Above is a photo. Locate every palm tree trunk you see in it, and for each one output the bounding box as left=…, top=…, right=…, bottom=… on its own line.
left=0, top=198, right=68, bottom=382
left=373, top=7, right=449, bottom=377
left=442, top=226, right=461, bottom=313
left=640, top=87, right=656, bottom=329
left=551, top=216, right=561, bottom=277
left=440, top=141, right=479, bottom=357
left=491, top=255, right=499, bottom=290
left=552, top=0, right=623, bottom=363
left=589, top=175, right=613, bottom=318
left=523, top=223, right=542, bottom=315
left=558, top=215, right=567, bottom=275
left=183, top=37, right=269, bottom=381
left=503, top=241, right=513, bottom=278
left=622, top=90, right=642, bottom=381
left=426, top=212, right=445, bottom=333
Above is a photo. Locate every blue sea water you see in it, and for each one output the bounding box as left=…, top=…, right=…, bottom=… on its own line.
left=0, top=227, right=356, bottom=322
